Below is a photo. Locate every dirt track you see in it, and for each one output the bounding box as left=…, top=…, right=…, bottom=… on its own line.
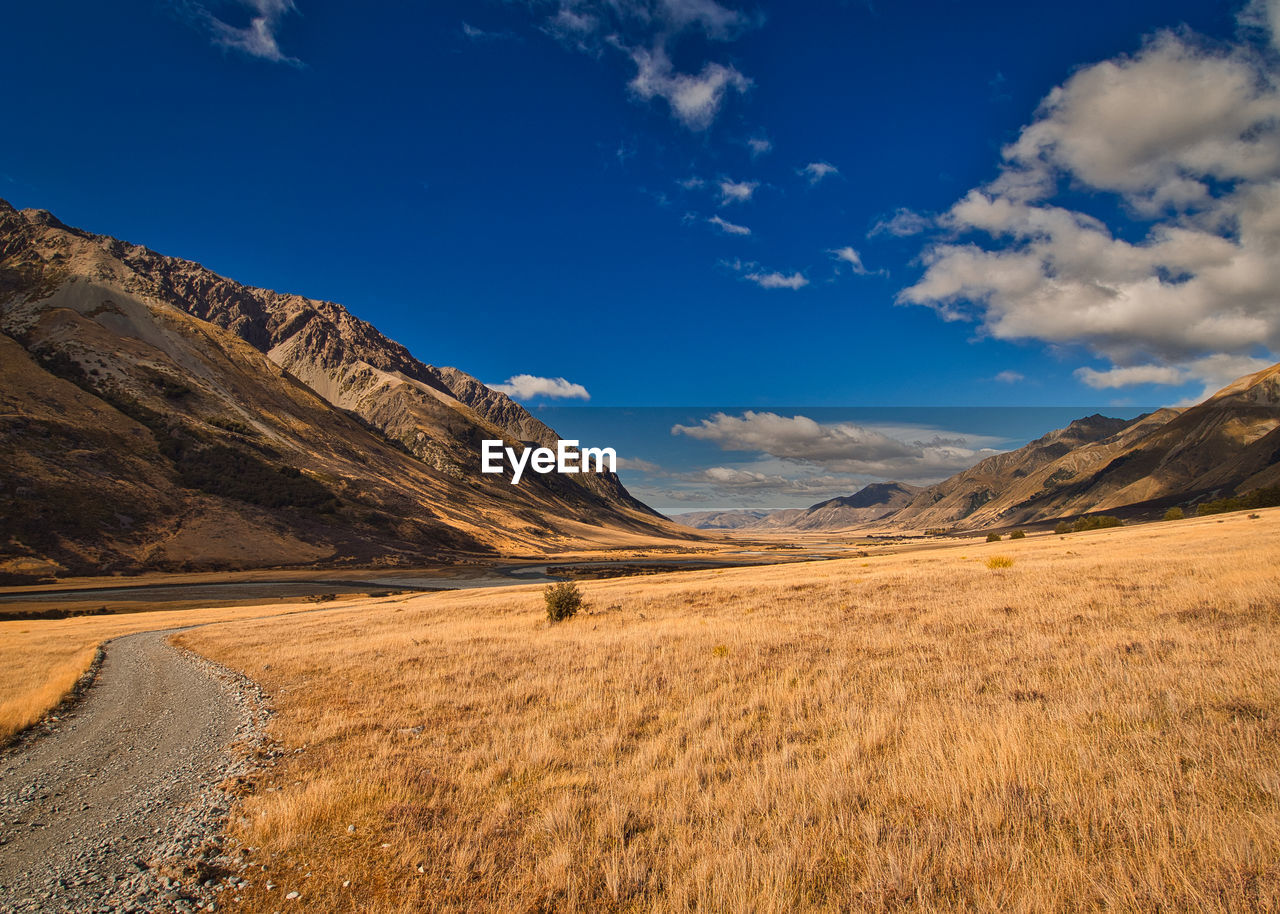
left=0, top=630, right=262, bottom=913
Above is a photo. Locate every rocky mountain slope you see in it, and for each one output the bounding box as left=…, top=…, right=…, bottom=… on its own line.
left=0, top=199, right=680, bottom=580
left=880, top=362, right=1280, bottom=531
left=674, top=363, right=1280, bottom=534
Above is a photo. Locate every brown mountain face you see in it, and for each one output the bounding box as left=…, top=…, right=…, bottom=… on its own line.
left=0, top=200, right=679, bottom=581
left=878, top=363, right=1280, bottom=532
left=784, top=482, right=922, bottom=530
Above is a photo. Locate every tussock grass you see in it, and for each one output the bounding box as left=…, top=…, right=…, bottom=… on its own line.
left=172, top=510, right=1280, bottom=913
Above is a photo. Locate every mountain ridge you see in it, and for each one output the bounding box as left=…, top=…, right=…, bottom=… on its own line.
left=0, top=199, right=682, bottom=580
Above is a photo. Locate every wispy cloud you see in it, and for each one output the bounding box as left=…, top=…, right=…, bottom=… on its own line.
left=193, top=0, right=302, bottom=64
left=869, top=207, right=930, bottom=237
left=462, top=21, right=518, bottom=42
left=1075, top=354, right=1273, bottom=400
left=799, top=161, right=839, bottom=184
left=708, top=214, right=751, bottom=235
left=488, top=374, right=591, bottom=400
left=518, top=0, right=760, bottom=130
left=829, top=246, right=873, bottom=275
left=993, top=370, right=1025, bottom=384
left=747, top=135, right=773, bottom=157
left=745, top=270, right=808, bottom=290
left=718, top=178, right=758, bottom=205
left=629, top=45, right=752, bottom=130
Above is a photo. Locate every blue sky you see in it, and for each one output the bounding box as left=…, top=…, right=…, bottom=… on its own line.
left=5, top=1, right=1280, bottom=512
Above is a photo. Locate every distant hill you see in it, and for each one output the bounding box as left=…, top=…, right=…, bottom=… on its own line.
left=671, top=482, right=919, bottom=531
left=0, top=199, right=683, bottom=580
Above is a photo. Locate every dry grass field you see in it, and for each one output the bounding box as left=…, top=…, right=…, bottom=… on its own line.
left=0, top=602, right=328, bottom=742
left=158, top=509, right=1280, bottom=913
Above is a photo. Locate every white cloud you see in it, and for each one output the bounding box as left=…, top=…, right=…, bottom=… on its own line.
left=672, top=411, right=1002, bottom=480
left=993, top=370, right=1025, bottom=384
left=1075, top=364, right=1186, bottom=389
left=708, top=214, right=751, bottom=235
left=520, top=1, right=760, bottom=129
left=488, top=374, right=591, bottom=400
left=1241, top=0, right=1280, bottom=50
left=629, top=45, right=751, bottom=130
left=658, top=0, right=754, bottom=40
left=617, top=456, right=663, bottom=473
left=869, top=208, right=930, bottom=237
left=747, top=135, right=772, bottom=157
left=1076, top=353, right=1275, bottom=401
left=718, top=179, right=758, bottom=205
left=829, top=246, right=871, bottom=275
left=678, top=176, right=707, bottom=190
left=900, top=24, right=1280, bottom=394
left=800, top=161, right=839, bottom=184
left=203, top=0, right=301, bottom=64
left=745, top=270, right=808, bottom=289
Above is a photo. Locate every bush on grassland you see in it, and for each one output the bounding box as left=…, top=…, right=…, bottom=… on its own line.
left=544, top=582, right=583, bottom=623
left=986, top=532, right=1002, bottom=542
left=1195, top=486, right=1280, bottom=517
left=1057, top=515, right=1124, bottom=534
left=1163, top=507, right=1185, bottom=521
left=1010, top=530, right=1026, bottom=539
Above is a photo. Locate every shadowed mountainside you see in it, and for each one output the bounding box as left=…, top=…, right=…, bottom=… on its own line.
left=0, top=199, right=684, bottom=580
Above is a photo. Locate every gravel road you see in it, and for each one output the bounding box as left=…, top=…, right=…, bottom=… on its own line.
left=0, top=630, right=268, bottom=913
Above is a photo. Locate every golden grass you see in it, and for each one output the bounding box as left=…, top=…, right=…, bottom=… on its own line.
left=0, top=602, right=325, bottom=742
left=166, top=509, right=1280, bottom=913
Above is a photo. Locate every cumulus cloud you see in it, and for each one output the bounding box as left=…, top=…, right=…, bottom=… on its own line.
left=899, top=21, right=1280, bottom=400
left=800, top=161, right=839, bottom=184
left=198, top=0, right=301, bottom=64
left=745, top=270, right=808, bottom=289
left=747, top=135, right=773, bottom=157
left=629, top=45, right=751, bottom=130
left=488, top=374, right=591, bottom=400
left=672, top=411, right=1001, bottom=479
left=869, top=208, right=931, bottom=237
left=718, top=178, right=758, bottom=204
left=708, top=214, right=751, bottom=235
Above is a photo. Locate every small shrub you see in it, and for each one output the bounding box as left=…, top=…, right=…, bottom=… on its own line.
left=987, top=556, right=1014, bottom=569
left=1163, top=507, right=1185, bottom=521
left=544, top=581, right=583, bottom=622
left=712, top=645, right=729, bottom=658
left=1054, top=521, right=1072, bottom=535
left=1249, top=513, right=1261, bottom=519
left=1009, top=530, right=1026, bottom=539
left=986, top=532, right=1002, bottom=542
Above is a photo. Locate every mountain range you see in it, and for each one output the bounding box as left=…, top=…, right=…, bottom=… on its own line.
left=675, top=365, right=1280, bottom=533
left=0, top=199, right=679, bottom=581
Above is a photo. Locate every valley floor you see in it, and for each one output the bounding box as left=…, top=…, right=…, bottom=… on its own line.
left=3, top=510, right=1279, bottom=911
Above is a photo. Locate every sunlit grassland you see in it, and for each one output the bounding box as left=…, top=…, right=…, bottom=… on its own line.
left=0, top=602, right=320, bottom=742
left=174, top=509, right=1280, bottom=913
